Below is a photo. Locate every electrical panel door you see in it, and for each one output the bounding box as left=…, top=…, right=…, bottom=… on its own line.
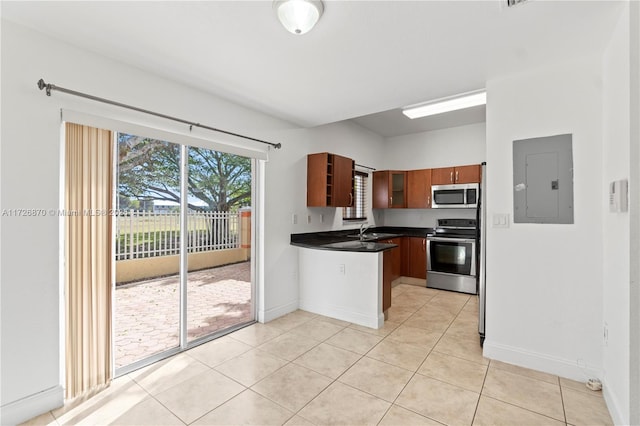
left=513, top=134, right=573, bottom=224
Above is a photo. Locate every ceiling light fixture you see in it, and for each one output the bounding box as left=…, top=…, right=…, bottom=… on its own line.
left=273, top=0, right=324, bottom=35
left=402, top=90, right=487, bottom=119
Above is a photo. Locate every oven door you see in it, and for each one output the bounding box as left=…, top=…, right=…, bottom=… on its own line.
left=426, top=237, right=476, bottom=276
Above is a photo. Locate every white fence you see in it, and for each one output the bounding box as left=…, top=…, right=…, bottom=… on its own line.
left=115, top=210, right=240, bottom=261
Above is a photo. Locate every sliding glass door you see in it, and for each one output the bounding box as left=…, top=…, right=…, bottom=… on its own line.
left=114, top=134, right=254, bottom=373
left=186, top=147, right=254, bottom=343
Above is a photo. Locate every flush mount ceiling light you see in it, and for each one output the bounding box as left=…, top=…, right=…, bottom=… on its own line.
left=402, top=90, right=487, bottom=119
left=273, top=0, right=324, bottom=35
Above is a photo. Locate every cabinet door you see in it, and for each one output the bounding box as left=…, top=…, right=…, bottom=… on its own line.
left=455, top=164, right=481, bottom=183
left=383, top=250, right=392, bottom=312
left=454, top=164, right=481, bottom=184
left=407, top=169, right=432, bottom=208
left=306, top=153, right=329, bottom=207
left=389, top=171, right=406, bottom=208
left=431, top=167, right=455, bottom=185
left=401, top=237, right=410, bottom=276
left=383, top=238, right=402, bottom=282
left=407, top=237, right=427, bottom=279
left=333, top=154, right=355, bottom=207
left=372, top=171, right=390, bottom=208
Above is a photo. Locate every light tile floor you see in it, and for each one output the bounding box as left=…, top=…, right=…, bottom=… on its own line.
left=23, top=283, right=613, bottom=426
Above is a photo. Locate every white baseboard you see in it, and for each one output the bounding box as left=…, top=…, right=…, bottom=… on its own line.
left=398, top=277, right=427, bottom=287
left=299, top=300, right=384, bottom=329
left=259, top=300, right=298, bottom=323
left=603, top=383, right=626, bottom=426
left=0, top=385, right=64, bottom=426
left=482, top=340, right=602, bottom=382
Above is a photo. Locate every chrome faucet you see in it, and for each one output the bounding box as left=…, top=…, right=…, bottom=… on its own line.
left=359, top=223, right=371, bottom=241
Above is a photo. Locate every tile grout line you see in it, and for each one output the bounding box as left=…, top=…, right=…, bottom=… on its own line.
left=210, top=317, right=357, bottom=425
left=388, top=293, right=478, bottom=425
left=139, top=287, right=460, bottom=426
left=374, top=289, right=457, bottom=425
left=558, top=377, right=569, bottom=425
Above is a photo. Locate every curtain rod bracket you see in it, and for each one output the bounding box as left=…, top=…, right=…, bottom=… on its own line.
left=37, top=78, right=52, bottom=96
left=36, top=78, right=283, bottom=150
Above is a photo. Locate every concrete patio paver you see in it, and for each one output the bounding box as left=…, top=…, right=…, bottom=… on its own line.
left=114, top=261, right=252, bottom=368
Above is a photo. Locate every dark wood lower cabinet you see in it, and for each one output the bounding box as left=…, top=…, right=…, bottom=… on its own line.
left=406, top=237, right=427, bottom=279
left=383, top=250, right=392, bottom=312
left=384, top=236, right=428, bottom=314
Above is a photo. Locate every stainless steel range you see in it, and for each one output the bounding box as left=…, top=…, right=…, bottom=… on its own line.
left=426, top=218, right=478, bottom=295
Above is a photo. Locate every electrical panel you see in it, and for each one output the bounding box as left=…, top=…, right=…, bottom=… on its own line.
left=513, top=134, right=574, bottom=224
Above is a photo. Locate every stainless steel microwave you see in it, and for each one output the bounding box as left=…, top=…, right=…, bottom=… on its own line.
left=431, top=183, right=479, bottom=208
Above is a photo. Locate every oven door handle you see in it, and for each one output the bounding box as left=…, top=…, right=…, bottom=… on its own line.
left=427, top=237, right=476, bottom=244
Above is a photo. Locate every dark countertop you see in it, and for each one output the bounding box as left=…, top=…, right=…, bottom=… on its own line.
left=290, top=226, right=432, bottom=253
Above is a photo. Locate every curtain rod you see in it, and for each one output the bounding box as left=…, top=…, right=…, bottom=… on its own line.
left=37, top=79, right=282, bottom=150
left=356, top=163, right=376, bottom=171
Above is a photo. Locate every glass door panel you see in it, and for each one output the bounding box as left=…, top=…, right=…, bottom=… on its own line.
left=186, top=147, right=254, bottom=343
left=114, top=134, right=182, bottom=371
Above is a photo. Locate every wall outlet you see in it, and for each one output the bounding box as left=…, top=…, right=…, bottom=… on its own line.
left=320, top=213, right=324, bottom=223
left=603, top=322, right=608, bottom=346
left=307, top=215, right=312, bottom=224
left=292, top=213, right=297, bottom=225
left=339, top=264, right=345, bottom=275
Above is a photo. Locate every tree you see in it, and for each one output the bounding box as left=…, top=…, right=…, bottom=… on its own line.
left=117, top=134, right=251, bottom=212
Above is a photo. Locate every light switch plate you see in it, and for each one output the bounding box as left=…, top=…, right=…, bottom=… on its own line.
left=493, top=213, right=510, bottom=228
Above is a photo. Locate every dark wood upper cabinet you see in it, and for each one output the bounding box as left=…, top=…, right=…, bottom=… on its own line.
left=431, top=164, right=481, bottom=185
left=455, top=164, right=482, bottom=184
left=333, top=154, right=355, bottom=207
left=307, top=153, right=354, bottom=207
left=372, top=171, right=390, bottom=209
left=407, top=169, right=432, bottom=209
left=431, top=167, right=455, bottom=185
left=372, top=170, right=406, bottom=208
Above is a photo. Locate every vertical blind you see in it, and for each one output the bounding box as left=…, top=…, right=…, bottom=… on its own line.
left=343, top=171, right=368, bottom=221
left=65, top=123, right=113, bottom=398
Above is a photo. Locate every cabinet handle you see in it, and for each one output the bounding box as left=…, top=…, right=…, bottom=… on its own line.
left=456, top=170, right=459, bottom=182
left=427, top=195, right=431, bottom=208
left=349, top=192, right=353, bottom=206
left=422, top=239, right=426, bottom=251
left=390, top=196, right=393, bottom=205
left=450, top=171, right=454, bottom=183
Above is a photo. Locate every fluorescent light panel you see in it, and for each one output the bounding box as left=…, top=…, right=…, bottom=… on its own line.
left=402, top=90, right=486, bottom=119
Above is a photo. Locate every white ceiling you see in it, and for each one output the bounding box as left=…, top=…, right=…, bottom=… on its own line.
left=352, top=105, right=486, bottom=137
left=1, top=1, right=624, bottom=132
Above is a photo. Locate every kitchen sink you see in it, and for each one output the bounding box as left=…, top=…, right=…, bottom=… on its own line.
left=347, top=232, right=398, bottom=241
left=322, top=240, right=379, bottom=249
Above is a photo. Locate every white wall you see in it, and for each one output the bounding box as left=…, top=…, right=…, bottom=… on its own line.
left=262, top=121, right=385, bottom=321
left=0, top=21, right=385, bottom=424
left=602, top=5, right=631, bottom=424
left=484, top=56, right=605, bottom=381
left=382, top=122, right=486, bottom=170
left=380, top=123, right=486, bottom=227
left=630, top=3, right=640, bottom=423
left=299, top=248, right=383, bottom=328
